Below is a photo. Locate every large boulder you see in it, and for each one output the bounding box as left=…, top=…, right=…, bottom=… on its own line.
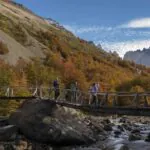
left=0, top=117, right=9, bottom=127
left=0, top=125, right=17, bottom=141
left=9, top=99, right=96, bottom=145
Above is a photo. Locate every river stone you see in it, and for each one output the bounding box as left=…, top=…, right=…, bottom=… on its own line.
left=131, top=129, right=140, bottom=134
left=103, top=124, right=112, bottom=131
left=122, top=124, right=132, bottom=131
left=3, top=144, right=14, bottom=150
left=9, top=99, right=96, bottom=145
left=0, top=125, right=17, bottom=141
left=145, top=133, right=150, bottom=142
left=0, top=118, right=9, bottom=127
left=15, top=140, right=28, bottom=150
left=119, top=145, right=129, bottom=150
left=0, top=145, right=4, bottom=150
left=114, top=130, right=121, bottom=135
left=119, top=117, right=127, bottom=123
left=128, top=133, right=141, bottom=141
left=103, top=119, right=111, bottom=124
left=117, top=125, right=124, bottom=132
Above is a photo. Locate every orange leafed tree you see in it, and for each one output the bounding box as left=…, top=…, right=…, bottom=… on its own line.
left=63, top=59, right=88, bottom=90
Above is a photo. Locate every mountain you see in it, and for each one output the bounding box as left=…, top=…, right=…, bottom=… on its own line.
left=0, top=0, right=105, bottom=64
left=0, top=0, right=149, bottom=94
left=124, top=48, right=150, bottom=66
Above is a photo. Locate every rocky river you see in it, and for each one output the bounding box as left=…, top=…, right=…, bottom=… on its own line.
left=1, top=99, right=150, bottom=150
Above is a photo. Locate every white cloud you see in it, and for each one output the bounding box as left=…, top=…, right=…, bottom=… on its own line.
left=120, top=18, right=150, bottom=28
left=63, top=25, right=112, bottom=34
left=97, top=40, right=150, bottom=57
left=64, top=23, right=150, bottom=58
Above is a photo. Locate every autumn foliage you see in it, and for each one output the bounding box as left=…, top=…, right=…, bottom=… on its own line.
left=0, top=3, right=150, bottom=115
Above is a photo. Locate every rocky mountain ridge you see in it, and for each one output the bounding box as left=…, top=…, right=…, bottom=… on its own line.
left=124, top=47, right=150, bottom=66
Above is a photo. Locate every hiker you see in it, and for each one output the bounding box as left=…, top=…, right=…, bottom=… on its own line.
left=70, top=81, right=78, bottom=102
left=96, top=82, right=100, bottom=93
left=95, top=82, right=100, bottom=104
left=90, top=83, right=97, bottom=105
left=88, top=85, right=93, bottom=104
left=53, top=78, right=60, bottom=100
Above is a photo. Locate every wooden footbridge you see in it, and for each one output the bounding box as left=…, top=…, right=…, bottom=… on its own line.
left=0, top=86, right=150, bottom=116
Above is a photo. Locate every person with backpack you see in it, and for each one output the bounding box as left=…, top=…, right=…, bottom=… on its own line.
left=70, top=81, right=78, bottom=102
left=95, top=82, right=101, bottom=104
left=53, top=78, right=60, bottom=100
left=90, top=83, right=97, bottom=105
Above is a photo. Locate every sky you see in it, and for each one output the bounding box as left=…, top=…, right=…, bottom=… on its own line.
left=14, top=0, right=150, bottom=57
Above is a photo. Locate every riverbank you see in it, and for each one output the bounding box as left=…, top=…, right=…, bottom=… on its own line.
left=1, top=99, right=150, bottom=150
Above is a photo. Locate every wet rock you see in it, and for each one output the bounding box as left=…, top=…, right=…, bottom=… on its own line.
left=88, top=122, right=105, bottom=135
left=119, top=117, right=127, bottom=123
left=0, top=125, right=18, bottom=141
left=145, top=133, right=150, bottom=142
left=131, top=129, right=140, bottom=134
left=9, top=99, right=96, bottom=146
left=0, top=145, right=4, bottom=150
left=103, top=119, right=111, bottom=124
left=128, top=133, right=141, bottom=141
left=101, top=119, right=111, bottom=125
left=97, top=134, right=107, bottom=141
left=3, top=144, right=14, bottom=150
left=143, top=121, right=150, bottom=124
left=114, top=130, right=121, bottom=136
left=109, top=123, right=115, bottom=126
left=119, top=145, right=129, bottom=150
left=122, top=124, right=132, bottom=131
left=103, top=124, right=112, bottom=131
left=117, top=125, right=124, bottom=132
left=15, top=140, right=28, bottom=150
left=0, top=117, right=9, bottom=127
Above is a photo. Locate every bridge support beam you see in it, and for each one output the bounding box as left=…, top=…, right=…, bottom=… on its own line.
left=133, top=93, right=139, bottom=107
left=104, top=93, right=108, bottom=106
left=144, top=96, right=148, bottom=107
left=113, top=95, right=118, bottom=107
left=39, top=87, right=42, bottom=98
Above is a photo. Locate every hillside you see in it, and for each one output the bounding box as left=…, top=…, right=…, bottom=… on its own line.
left=0, top=0, right=149, bottom=97
left=124, top=48, right=150, bottom=66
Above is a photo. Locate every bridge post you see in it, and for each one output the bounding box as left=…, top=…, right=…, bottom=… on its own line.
left=99, top=93, right=107, bottom=106
left=39, top=87, right=42, bottom=98
left=144, top=96, right=148, bottom=107
left=133, top=93, right=139, bottom=107
left=104, top=93, right=108, bottom=106
left=76, top=90, right=80, bottom=104
left=88, top=93, right=92, bottom=105
left=5, top=87, right=10, bottom=97
left=11, top=88, right=14, bottom=97
left=32, top=88, right=38, bottom=96
left=112, top=95, right=117, bottom=106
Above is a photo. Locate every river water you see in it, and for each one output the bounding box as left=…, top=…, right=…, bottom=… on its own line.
left=56, top=116, right=150, bottom=150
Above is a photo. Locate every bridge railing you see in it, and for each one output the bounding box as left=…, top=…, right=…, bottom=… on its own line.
left=0, top=86, right=150, bottom=108
left=95, top=92, right=150, bottom=107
